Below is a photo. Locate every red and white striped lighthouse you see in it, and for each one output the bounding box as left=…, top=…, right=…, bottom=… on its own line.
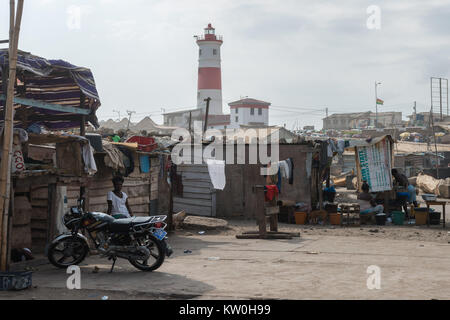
left=195, top=23, right=223, bottom=115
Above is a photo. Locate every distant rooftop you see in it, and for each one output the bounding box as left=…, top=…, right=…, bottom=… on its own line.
left=162, top=108, right=200, bottom=116
left=323, top=111, right=401, bottom=120
left=228, top=98, right=271, bottom=106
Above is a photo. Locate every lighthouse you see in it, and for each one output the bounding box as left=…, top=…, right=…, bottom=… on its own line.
left=195, top=24, right=223, bottom=115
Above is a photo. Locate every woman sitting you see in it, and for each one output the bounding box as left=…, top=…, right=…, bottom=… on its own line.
left=357, top=182, right=384, bottom=221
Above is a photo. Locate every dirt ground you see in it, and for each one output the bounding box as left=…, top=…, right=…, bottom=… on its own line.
left=2, top=216, right=450, bottom=300
left=2, top=187, right=450, bottom=300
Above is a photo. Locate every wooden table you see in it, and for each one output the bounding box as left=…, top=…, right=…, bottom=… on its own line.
left=425, top=200, right=447, bottom=228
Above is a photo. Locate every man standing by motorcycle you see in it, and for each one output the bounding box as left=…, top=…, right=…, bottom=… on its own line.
left=107, top=176, right=133, bottom=218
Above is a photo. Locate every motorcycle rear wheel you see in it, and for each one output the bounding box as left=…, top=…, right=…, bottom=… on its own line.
left=128, top=234, right=165, bottom=272
left=48, top=237, right=89, bottom=268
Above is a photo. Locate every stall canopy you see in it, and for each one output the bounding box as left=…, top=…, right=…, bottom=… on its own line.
left=0, top=49, right=101, bottom=130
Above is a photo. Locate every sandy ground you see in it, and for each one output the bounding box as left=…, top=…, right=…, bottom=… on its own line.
left=2, top=186, right=449, bottom=300
left=2, top=216, right=450, bottom=300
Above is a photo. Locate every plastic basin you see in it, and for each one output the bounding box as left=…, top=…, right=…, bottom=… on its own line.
left=295, top=212, right=307, bottom=225
left=375, top=214, right=387, bottom=225
left=392, top=211, right=405, bottom=225
left=329, top=213, right=341, bottom=225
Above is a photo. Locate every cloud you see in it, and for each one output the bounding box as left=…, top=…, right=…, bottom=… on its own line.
left=2, top=0, right=449, bottom=129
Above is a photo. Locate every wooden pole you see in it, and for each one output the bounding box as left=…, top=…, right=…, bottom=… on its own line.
left=0, top=0, right=14, bottom=273
left=6, top=183, right=14, bottom=269
left=0, top=0, right=24, bottom=272
left=9, top=0, right=15, bottom=54
left=203, top=97, right=211, bottom=135
left=188, top=111, right=192, bottom=135
left=79, top=94, right=86, bottom=211
left=167, top=162, right=174, bottom=231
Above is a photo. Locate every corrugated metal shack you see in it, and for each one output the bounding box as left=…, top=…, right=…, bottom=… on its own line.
left=172, top=142, right=320, bottom=219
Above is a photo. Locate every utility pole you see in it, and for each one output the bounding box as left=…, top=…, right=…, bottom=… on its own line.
left=0, top=0, right=24, bottom=272
left=126, top=110, right=136, bottom=133
left=188, top=111, right=192, bottom=134
left=203, top=97, right=211, bottom=135
left=413, top=101, right=417, bottom=126
left=439, top=78, right=443, bottom=121
left=113, top=109, right=121, bottom=121
left=375, top=81, right=381, bottom=128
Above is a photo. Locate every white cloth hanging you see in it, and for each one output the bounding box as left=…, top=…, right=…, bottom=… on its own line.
left=279, top=160, right=290, bottom=179
left=82, top=144, right=97, bottom=175
left=206, top=159, right=226, bottom=190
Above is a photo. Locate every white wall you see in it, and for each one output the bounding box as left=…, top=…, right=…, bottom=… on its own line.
left=229, top=107, right=268, bottom=128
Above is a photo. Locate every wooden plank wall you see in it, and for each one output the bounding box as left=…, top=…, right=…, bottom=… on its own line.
left=30, top=184, right=49, bottom=251
left=173, top=164, right=215, bottom=217
left=88, top=152, right=160, bottom=217
left=157, top=155, right=170, bottom=215
left=172, top=144, right=314, bottom=219
left=214, top=144, right=314, bottom=218
left=150, top=157, right=159, bottom=203
left=11, top=195, right=32, bottom=251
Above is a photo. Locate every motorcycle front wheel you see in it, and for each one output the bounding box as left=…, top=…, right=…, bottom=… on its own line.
left=129, top=234, right=165, bottom=272
left=47, top=237, right=89, bottom=268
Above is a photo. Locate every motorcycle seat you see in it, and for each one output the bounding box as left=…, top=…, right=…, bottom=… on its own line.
left=109, top=217, right=152, bottom=233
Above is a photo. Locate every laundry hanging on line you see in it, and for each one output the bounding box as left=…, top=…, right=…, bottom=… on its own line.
left=82, top=144, right=97, bottom=175
left=264, top=185, right=279, bottom=202
left=206, top=159, right=226, bottom=190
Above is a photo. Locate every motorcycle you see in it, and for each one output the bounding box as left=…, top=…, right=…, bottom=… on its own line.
left=46, top=200, right=173, bottom=272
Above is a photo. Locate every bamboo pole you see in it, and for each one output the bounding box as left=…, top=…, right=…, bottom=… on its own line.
left=0, top=0, right=24, bottom=271
left=0, top=0, right=14, bottom=271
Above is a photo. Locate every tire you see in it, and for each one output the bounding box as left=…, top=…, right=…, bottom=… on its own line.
left=128, top=234, right=165, bottom=272
left=47, top=236, right=89, bottom=269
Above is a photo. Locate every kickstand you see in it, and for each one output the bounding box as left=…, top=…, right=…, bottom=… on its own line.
left=109, top=257, right=117, bottom=273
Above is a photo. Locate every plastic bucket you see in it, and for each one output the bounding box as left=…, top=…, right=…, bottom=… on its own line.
left=295, top=212, right=307, bottom=225
left=375, top=214, right=386, bottom=226
left=430, top=211, right=441, bottom=225
left=392, top=211, right=405, bottom=225
left=0, top=271, right=32, bottom=291
left=329, top=213, right=341, bottom=225
left=415, top=211, right=427, bottom=225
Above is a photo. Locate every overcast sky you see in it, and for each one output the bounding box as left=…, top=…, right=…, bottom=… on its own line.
left=1, top=0, right=449, bottom=129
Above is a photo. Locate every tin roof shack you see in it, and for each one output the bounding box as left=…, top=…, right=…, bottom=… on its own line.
left=0, top=49, right=102, bottom=261
left=172, top=141, right=319, bottom=219
left=11, top=133, right=93, bottom=253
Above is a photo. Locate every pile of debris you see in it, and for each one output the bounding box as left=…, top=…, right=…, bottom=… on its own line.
left=414, top=173, right=450, bottom=199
